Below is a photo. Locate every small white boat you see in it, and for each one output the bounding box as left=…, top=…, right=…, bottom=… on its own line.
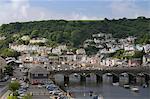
left=74, top=73, right=78, bottom=77
left=99, top=95, right=104, bottom=99
left=123, top=84, right=130, bottom=88
left=130, top=86, right=139, bottom=92
left=112, top=82, right=119, bottom=86
left=93, top=94, right=104, bottom=99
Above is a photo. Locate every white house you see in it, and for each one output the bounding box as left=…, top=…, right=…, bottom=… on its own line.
left=29, top=38, right=47, bottom=44
left=76, top=48, right=86, bottom=55
left=0, top=36, right=6, bottom=40
left=52, top=48, right=62, bottom=55
left=143, top=54, right=150, bottom=64
left=143, top=44, right=150, bottom=53
left=21, top=35, right=30, bottom=41
left=124, top=44, right=136, bottom=51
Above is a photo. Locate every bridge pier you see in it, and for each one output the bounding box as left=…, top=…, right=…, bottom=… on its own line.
left=80, top=75, right=86, bottom=83
left=112, top=74, right=119, bottom=83
left=64, top=75, right=69, bottom=85
left=119, top=74, right=129, bottom=85
left=128, top=74, right=136, bottom=84
left=145, top=74, right=150, bottom=86
left=136, top=75, right=145, bottom=85
left=96, top=74, right=103, bottom=83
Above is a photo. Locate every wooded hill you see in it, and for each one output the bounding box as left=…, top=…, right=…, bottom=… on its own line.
left=0, top=16, right=150, bottom=47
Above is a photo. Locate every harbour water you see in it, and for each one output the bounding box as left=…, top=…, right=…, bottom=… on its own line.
left=54, top=74, right=150, bottom=99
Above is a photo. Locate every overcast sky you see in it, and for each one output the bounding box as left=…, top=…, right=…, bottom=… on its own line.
left=0, top=0, right=150, bottom=24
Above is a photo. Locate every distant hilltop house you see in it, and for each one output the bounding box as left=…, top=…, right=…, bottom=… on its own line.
left=0, top=57, right=7, bottom=79
left=51, top=45, right=67, bottom=55
left=92, top=33, right=112, bottom=39
left=0, top=36, right=6, bottom=40
left=21, top=35, right=30, bottom=41
left=29, top=38, right=48, bottom=44
left=76, top=48, right=86, bottom=55
left=9, top=44, right=52, bottom=53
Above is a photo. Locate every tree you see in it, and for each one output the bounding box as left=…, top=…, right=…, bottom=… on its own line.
left=4, top=65, right=13, bottom=76
left=85, top=46, right=99, bottom=55
left=7, top=96, right=17, bottom=99
left=9, top=81, right=20, bottom=95
left=31, top=30, right=39, bottom=38
left=0, top=48, right=20, bottom=58
left=0, top=17, right=150, bottom=48
left=132, top=51, right=145, bottom=58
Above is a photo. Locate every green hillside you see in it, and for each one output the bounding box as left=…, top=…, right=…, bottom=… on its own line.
left=0, top=16, right=150, bottom=47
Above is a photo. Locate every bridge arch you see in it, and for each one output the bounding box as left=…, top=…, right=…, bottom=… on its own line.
left=143, top=73, right=150, bottom=85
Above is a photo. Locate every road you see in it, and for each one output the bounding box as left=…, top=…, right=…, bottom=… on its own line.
left=1, top=90, right=11, bottom=99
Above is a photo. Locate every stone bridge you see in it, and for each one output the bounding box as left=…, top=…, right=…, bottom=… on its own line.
left=48, top=66, right=150, bottom=85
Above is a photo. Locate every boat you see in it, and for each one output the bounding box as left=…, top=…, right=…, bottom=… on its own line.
left=123, top=84, right=130, bottom=89
left=112, top=82, right=119, bottom=86
left=89, top=91, right=93, bottom=96
left=74, top=73, right=78, bottom=77
left=93, top=94, right=104, bottom=99
left=142, top=84, right=148, bottom=88
left=130, top=86, right=139, bottom=92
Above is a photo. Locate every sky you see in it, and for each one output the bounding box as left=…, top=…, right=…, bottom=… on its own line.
left=0, top=0, right=150, bottom=24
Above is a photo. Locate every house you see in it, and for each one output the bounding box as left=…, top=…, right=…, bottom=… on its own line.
left=52, top=48, right=62, bottom=55
left=0, top=36, right=6, bottom=40
left=143, top=44, right=150, bottom=53
left=128, top=58, right=142, bottom=66
left=9, top=44, right=52, bottom=54
left=143, top=54, right=150, bottom=64
left=76, top=48, right=86, bottom=55
left=58, top=45, right=67, bottom=51
left=29, top=38, right=47, bottom=44
left=21, top=35, right=30, bottom=41
left=100, top=58, right=115, bottom=66
left=28, top=66, right=49, bottom=84
left=59, top=54, right=75, bottom=62
left=124, top=44, right=136, bottom=51
left=0, top=57, right=7, bottom=79
left=136, top=44, right=144, bottom=51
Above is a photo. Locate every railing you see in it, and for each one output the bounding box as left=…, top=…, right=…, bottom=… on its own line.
left=48, top=65, right=150, bottom=73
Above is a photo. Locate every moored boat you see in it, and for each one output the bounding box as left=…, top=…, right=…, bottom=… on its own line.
left=130, top=86, right=139, bottom=92
left=112, top=82, right=119, bottom=86
left=123, top=84, right=130, bottom=88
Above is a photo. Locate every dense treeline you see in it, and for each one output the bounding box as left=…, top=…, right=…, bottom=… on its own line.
left=0, top=16, right=150, bottom=47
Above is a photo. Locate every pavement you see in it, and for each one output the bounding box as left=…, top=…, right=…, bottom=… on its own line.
left=1, top=90, right=11, bottom=99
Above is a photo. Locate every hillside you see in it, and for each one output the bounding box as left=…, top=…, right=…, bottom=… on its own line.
left=0, top=16, right=150, bottom=47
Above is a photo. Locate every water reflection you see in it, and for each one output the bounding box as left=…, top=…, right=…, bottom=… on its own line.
left=53, top=74, right=150, bottom=99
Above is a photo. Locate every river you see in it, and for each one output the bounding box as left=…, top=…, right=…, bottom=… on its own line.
left=53, top=74, right=150, bottom=99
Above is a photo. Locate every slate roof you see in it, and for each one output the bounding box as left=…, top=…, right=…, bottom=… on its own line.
left=29, top=66, right=49, bottom=74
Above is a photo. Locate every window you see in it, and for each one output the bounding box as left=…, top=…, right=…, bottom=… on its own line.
left=35, top=74, right=38, bottom=77
left=44, top=74, right=47, bottom=77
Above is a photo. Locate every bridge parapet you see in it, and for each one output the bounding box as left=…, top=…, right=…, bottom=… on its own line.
left=48, top=66, right=150, bottom=75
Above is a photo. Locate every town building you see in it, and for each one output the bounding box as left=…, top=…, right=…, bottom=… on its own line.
left=29, top=38, right=47, bottom=44
left=143, top=54, right=150, bottom=64
left=28, top=66, right=49, bottom=84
